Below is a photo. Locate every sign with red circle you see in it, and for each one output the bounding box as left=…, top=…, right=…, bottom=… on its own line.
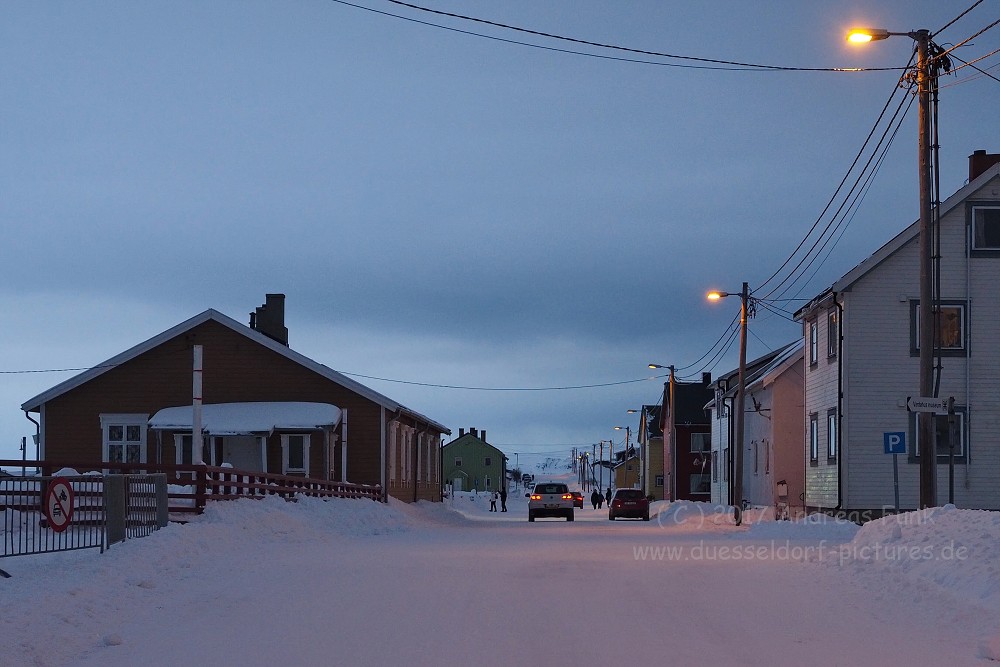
left=45, top=477, right=74, bottom=533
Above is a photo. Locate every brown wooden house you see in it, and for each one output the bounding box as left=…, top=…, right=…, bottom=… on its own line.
left=20, top=295, right=450, bottom=503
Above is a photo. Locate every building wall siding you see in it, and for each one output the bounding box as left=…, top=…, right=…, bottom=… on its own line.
left=36, top=318, right=441, bottom=501
left=828, top=176, right=1000, bottom=510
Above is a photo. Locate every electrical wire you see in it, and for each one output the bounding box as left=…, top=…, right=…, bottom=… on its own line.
left=332, top=0, right=907, bottom=73
left=336, top=370, right=666, bottom=391
left=755, top=52, right=915, bottom=298
left=934, top=0, right=986, bottom=37
left=932, top=18, right=1000, bottom=63
left=943, top=49, right=1000, bottom=84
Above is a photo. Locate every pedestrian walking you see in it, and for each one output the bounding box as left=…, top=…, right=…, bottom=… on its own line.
left=590, top=489, right=600, bottom=510
left=489, top=491, right=498, bottom=512
left=499, top=487, right=508, bottom=512
left=605, top=487, right=612, bottom=507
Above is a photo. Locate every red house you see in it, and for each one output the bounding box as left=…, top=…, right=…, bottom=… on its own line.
left=20, top=295, right=450, bottom=503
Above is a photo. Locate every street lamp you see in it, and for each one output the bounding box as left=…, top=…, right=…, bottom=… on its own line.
left=648, top=364, right=677, bottom=501
left=614, top=425, right=632, bottom=488
left=707, top=282, right=752, bottom=525
left=848, top=26, right=947, bottom=508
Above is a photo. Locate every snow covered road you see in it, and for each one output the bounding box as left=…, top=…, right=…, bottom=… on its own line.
left=3, top=494, right=999, bottom=666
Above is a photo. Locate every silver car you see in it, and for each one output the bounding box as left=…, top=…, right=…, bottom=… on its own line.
left=527, top=482, right=574, bottom=522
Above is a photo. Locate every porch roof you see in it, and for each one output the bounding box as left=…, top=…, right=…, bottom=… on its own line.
left=148, top=402, right=341, bottom=435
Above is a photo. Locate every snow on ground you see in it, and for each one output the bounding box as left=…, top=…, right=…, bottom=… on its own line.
left=3, top=466, right=1000, bottom=665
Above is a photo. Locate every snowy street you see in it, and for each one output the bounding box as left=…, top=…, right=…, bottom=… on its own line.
left=3, top=489, right=1000, bottom=666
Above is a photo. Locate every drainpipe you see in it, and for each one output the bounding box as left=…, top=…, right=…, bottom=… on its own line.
left=379, top=406, right=386, bottom=500
left=341, top=409, right=348, bottom=484
left=23, top=410, right=40, bottom=473
left=835, top=293, right=844, bottom=513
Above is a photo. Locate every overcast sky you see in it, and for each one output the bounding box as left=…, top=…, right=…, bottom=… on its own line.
left=2, top=1, right=998, bottom=464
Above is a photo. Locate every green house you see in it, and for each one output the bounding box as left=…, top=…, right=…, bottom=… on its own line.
left=442, top=428, right=507, bottom=493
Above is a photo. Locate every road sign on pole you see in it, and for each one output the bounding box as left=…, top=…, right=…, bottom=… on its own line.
left=883, top=433, right=905, bottom=512
left=45, top=477, right=74, bottom=533
left=906, top=396, right=947, bottom=413
left=883, top=432, right=906, bottom=454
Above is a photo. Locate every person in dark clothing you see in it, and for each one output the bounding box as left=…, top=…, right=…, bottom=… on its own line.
left=605, top=488, right=612, bottom=506
left=499, top=487, right=508, bottom=512
left=590, top=489, right=600, bottom=509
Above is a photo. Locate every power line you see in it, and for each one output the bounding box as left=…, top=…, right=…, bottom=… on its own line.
left=336, top=0, right=906, bottom=73
left=336, top=370, right=667, bottom=391
left=944, top=49, right=1000, bottom=85
left=934, top=0, right=987, bottom=37
left=756, top=54, right=914, bottom=299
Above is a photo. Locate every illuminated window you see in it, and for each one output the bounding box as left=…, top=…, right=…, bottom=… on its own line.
left=911, top=301, right=967, bottom=354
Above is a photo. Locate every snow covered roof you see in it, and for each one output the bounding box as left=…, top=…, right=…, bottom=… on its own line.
left=148, top=402, right=341, bottom=435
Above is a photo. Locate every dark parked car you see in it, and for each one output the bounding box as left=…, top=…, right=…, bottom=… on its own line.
left=570, top=491, right=584, bottom=509
left=609, top=488, right=650, bottom=521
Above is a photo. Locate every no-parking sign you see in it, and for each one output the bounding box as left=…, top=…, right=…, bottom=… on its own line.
left=45, top=477, right=74, bottom=533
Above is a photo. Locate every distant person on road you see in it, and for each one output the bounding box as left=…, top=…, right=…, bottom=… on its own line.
left=605, top=488, right=612, bottom=507
left=499, top=487, right=508, bottom=512
left=590, top=489, right=600, bottom=509
left=489, top=491, right=498, bottom=512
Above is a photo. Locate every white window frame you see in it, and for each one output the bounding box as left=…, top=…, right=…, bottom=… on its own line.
left=971, top=205, right=1000, bottom=250
left=690, top=473, right=710, bottom=495
left=827, top=410, right=837, bottom=460
left=281, top=433, right=310, bottom=476
left=913, top=410, right=966, bottom=458
left=100, top=413, right=148, bottom=464
left=690, top=432, right=711, bottom=453
left=911, top=300, right=967, bottom=353
left=826, top=309, right=838, bottom=358
left=809, top=320, right=819, bottom=365
left=809, top=413, right=819, bottom=463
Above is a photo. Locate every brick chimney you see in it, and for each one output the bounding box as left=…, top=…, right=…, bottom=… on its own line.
left=970, top=150, right=1000, bottom=181
left=249, top=293, right=289, bottom=346
left=469, top=427, right=478, bottom=439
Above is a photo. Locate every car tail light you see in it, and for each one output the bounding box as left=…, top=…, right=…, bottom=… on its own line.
left=530, top=494, right=541, bottom=501
left=562, top=493, right=573, bottom=500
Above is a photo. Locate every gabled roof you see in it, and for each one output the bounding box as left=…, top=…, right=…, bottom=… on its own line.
left=796, top=162, right=1000, bottom=319
left=704, top=340, right=801, bottom=409
left=21, top=309, right=450, bottom=434
left=441, top=433, right=506, bottom=458
left=746, top=339, right=804, bottom=393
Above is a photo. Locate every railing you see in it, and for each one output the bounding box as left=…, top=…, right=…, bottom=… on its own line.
left=1, top=460, right=384, bottom=517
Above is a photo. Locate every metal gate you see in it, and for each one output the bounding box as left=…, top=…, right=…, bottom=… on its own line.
left=1, top=474, right=168, bottom=561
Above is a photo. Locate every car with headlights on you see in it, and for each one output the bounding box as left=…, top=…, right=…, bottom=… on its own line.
left=608, top=488, right=650, bottom=521
left=527, top=482, right=575, bottom=521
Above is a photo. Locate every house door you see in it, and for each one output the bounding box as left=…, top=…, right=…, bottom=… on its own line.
left=223, top=436, right=264, bottom=471
left=452, top=476, right=463, bottom=492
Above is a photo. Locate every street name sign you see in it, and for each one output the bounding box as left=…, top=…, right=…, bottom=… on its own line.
left=906, top=396, right=948, bottom=413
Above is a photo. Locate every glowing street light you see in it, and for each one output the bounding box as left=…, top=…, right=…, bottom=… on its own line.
left=846, top=28, right=891, bottom=43
left=847, top=25, right=948, bottom=508
left=707, top=282, right=751, bottom=524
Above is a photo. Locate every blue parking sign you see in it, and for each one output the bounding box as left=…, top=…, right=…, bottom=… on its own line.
left=883, top=432, right=906, bottom=454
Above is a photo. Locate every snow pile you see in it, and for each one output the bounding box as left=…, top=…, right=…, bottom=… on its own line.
left=191, top=493, right=412, bottom=538
left=837, top=505, right=1000, bottom=610
left=741, top=510, right=860, bottom=542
